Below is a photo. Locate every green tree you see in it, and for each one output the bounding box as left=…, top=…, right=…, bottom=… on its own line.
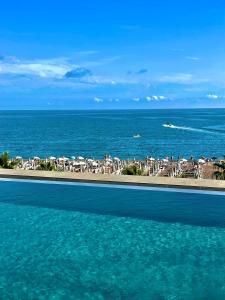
left=122, top=165, right=144, bottom=176
left=214, top=156, right=225, bottom=180
left=0, top=152, right=17, bottom=169
left=36, top=161, right=56, bottom=171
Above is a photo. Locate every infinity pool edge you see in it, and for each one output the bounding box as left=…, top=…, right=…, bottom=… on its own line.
left=0, top=169, right=225, bottom=192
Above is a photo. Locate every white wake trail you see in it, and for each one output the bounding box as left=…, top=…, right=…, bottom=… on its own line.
left=171, top=125, right=208, bottom=133
left=163, top=124, right=225, bottom=135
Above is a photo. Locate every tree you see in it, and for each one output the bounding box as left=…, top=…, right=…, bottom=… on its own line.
left=122, top=165, right=144, bottom=176
left=0, top=152, right=17, bottom=169
left=214, top=156, right=225, bottom=180
left=36, top=161, right=56, bottom=171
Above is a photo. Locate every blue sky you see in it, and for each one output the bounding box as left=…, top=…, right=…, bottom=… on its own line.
left=0, top=0, right=225, bottom=109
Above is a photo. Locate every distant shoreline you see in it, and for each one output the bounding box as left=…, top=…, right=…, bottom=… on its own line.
left=1, top=169, right=225, bottom=192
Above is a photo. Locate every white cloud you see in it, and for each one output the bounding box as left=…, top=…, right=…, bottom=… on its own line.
left=0, top=56, right=127, bottom=88
left=0, top=55, right=140, bottom=90
left=0, top=60, right=71, bottom=78
left=207, top=94, right=219, bottom=99
left=158, top=96, right=166, bottom=100
left=0, top=54, right=121, bottom=82
left=146, top=95, right=167, bottom=101
left=132, top=97, right=140, bottom=102
left=93, top=97, right=103, bottom=103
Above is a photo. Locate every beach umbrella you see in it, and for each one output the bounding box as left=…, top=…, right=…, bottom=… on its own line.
left=34, top=156, right=40, bottom=160
left=77, top=156, right=84, bottom=160
left=149, top=157, right=155, bottom=161
left=106, top=158, right=112, bottom=162
left=180, top=158, right=188, bottom=162
left=162, top=158, right=169, bottom=162
left=198, top=159, right=205, bottom=164
left=59, top=157, right=66, bottom=161
left=49, top=156, right=56, bottom=160
left=87, top=159, right=94, bottom=163
left=114, top=157, right=120, bottom=161
left=15, top=156, right=22, bottom=160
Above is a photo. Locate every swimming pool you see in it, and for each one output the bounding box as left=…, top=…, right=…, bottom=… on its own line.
left=1, top=179, right=225, bottom=299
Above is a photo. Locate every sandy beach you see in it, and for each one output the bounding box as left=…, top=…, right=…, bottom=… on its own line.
left=1, top=169, right=225, bottom=191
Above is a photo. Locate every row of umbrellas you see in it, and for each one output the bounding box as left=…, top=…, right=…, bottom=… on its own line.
left=14, top=156, right=207, bottom=164
left=14, top=156, right=121, bottom=163
left=147, top=157, right=207, bottom=164
left=15, top=156, right=86, bottom=161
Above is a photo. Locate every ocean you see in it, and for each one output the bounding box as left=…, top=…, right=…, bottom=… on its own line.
left=0, top=109, right=225, bottom=159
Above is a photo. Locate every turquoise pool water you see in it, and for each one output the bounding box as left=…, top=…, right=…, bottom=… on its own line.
left=1, top=179, right=225, bottom=299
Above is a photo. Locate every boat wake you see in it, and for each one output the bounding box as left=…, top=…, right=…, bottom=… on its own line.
left=169, top=125, right=207, bottom=133
left=163, top=124, right=225, bottom=135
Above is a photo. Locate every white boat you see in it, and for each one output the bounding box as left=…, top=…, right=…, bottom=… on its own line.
left=163, top=123, right=176, bottom=128
left=133, top=134, right=141, bottom=138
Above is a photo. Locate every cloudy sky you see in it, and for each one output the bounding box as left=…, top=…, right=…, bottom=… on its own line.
left=1, top=0, right=225, bottom=109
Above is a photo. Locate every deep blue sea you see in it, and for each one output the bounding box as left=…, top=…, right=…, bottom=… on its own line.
left=1, top=109, right=225, bottom=159
left=1, top=179, right=225, bottom=299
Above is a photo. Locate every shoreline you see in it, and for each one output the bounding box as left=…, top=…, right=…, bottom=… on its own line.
left=1, top=169, right=225, bottom=191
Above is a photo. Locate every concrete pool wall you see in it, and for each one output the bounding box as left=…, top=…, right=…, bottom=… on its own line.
left=0, top=169, right=225, bottom=191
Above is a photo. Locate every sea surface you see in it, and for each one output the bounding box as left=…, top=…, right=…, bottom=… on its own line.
left=1, top=179, right=225, bottom=299
left=0, top=109, right=225, bottom=159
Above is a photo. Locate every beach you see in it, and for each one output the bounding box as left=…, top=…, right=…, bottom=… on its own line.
left=6, top=153, right=221, bottom=179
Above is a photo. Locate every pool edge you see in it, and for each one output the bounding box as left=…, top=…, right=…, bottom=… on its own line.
left=0, top=169, right=225, bottom=192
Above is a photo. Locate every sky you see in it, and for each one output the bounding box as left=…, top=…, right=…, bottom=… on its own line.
left=0, top=0, right=225, bottom=109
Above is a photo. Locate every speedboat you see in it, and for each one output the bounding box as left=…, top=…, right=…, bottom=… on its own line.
left=133, top=134, right=141, bottom=138
left=163, top=123, right=176, bottom=128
